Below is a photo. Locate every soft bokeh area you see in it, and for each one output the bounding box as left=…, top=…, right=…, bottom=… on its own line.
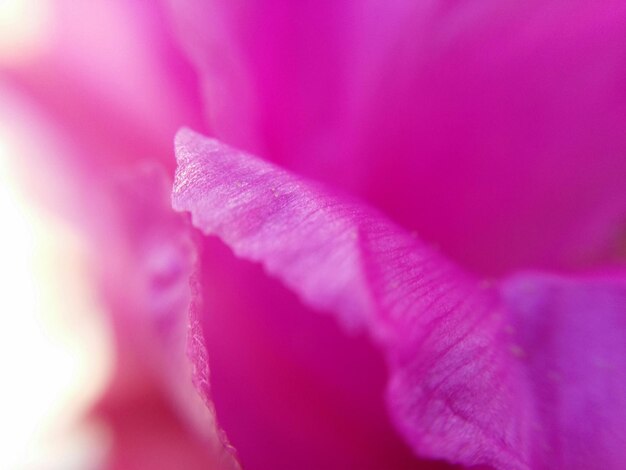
left=0, top=4, right=106, bottom=461
left=0, top=0, right=209, bottom=467
left=0, top=3, right=111, bottom=462
left=0, top=113, right=112, bottom=469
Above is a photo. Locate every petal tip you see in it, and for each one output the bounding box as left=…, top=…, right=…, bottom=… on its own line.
left=174, top=126, right=197, bottom=159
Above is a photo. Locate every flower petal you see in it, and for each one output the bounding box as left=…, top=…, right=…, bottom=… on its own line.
left=501, top=271, right=626, bottom=469
left=1, top=85, right=238, bottom=467
left=194, top=236, right=447, bottom=469
left=173, top=129, right=626, bottom=470
left=167, top=1, right=626, bottom=274
left=94, top=165, right=239, bottom=470
left=172, top=129, right=529, bottom=468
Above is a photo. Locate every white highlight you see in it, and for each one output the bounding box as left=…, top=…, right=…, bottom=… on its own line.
left=0, top=125, right=112, bottom=468
left=0, top=0, right=52, bottom=65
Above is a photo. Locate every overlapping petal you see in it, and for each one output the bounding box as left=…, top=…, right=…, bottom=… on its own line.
left=175, top=127, right=449, bottom=468
left=193, top=236, right=444, bottom=469
left=94, top=165, right=238, bottom=469
left=167, top=0, right=626, bottom=274
left=4, top=1, right=625, bottom=468
left=172, top=129, right=525, bottom=468
left=501, top=271, right=626, bottom=469
left=0, top=84, right=235, bottom=469
left=172, top=129, right=626, bottom=469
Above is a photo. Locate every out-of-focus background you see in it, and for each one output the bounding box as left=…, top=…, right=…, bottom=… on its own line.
left=0, top=141, right=111, bottom=469
left=0, top=1, right=112, bottom=468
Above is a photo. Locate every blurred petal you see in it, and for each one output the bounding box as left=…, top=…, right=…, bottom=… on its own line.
left=1, top=0, right=203, bottom=171
left=173, top=129, right=626, bottom=469
left=97, top=386, right=225, bottom=470
left=167, top=0, right=626, bottom=273
left=95, top=165, right=239, bottom=470
left=0, top=85, right=234, bottom=469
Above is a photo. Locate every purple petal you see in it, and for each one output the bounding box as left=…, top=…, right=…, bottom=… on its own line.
left=501, top=271, right=626, bottom=469
left=173, top=129, right=626, bottom=469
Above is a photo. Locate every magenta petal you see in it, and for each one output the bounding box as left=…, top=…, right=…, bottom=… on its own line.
left=172, top=129, right=529, bottom=468
left=166, top=1, right=626, bottom=274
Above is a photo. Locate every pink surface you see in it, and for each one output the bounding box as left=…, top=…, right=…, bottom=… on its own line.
left=168, top=0, right=626, bottom=274
left=173, top=130, right=626, bottom=469
left=2, top=1, right=625, bottom=468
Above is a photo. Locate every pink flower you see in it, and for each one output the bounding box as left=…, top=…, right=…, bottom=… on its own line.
left=2, top=1, right=626, bottom=469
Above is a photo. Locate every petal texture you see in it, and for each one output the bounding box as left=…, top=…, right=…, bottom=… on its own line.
left=167, top=0, right=626, bottom=274
left=172, top=129, right=529, bottom=468
left=175, top=127, right=459, bottom=469
left=194, top=236, right=447, bottom=469
left=173, top=129, right=626, bottom=470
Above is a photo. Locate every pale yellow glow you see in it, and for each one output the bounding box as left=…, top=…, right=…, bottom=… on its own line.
left=0, top=0, right=52, bottom=65
left=0, top=127, right=112, bottom=468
